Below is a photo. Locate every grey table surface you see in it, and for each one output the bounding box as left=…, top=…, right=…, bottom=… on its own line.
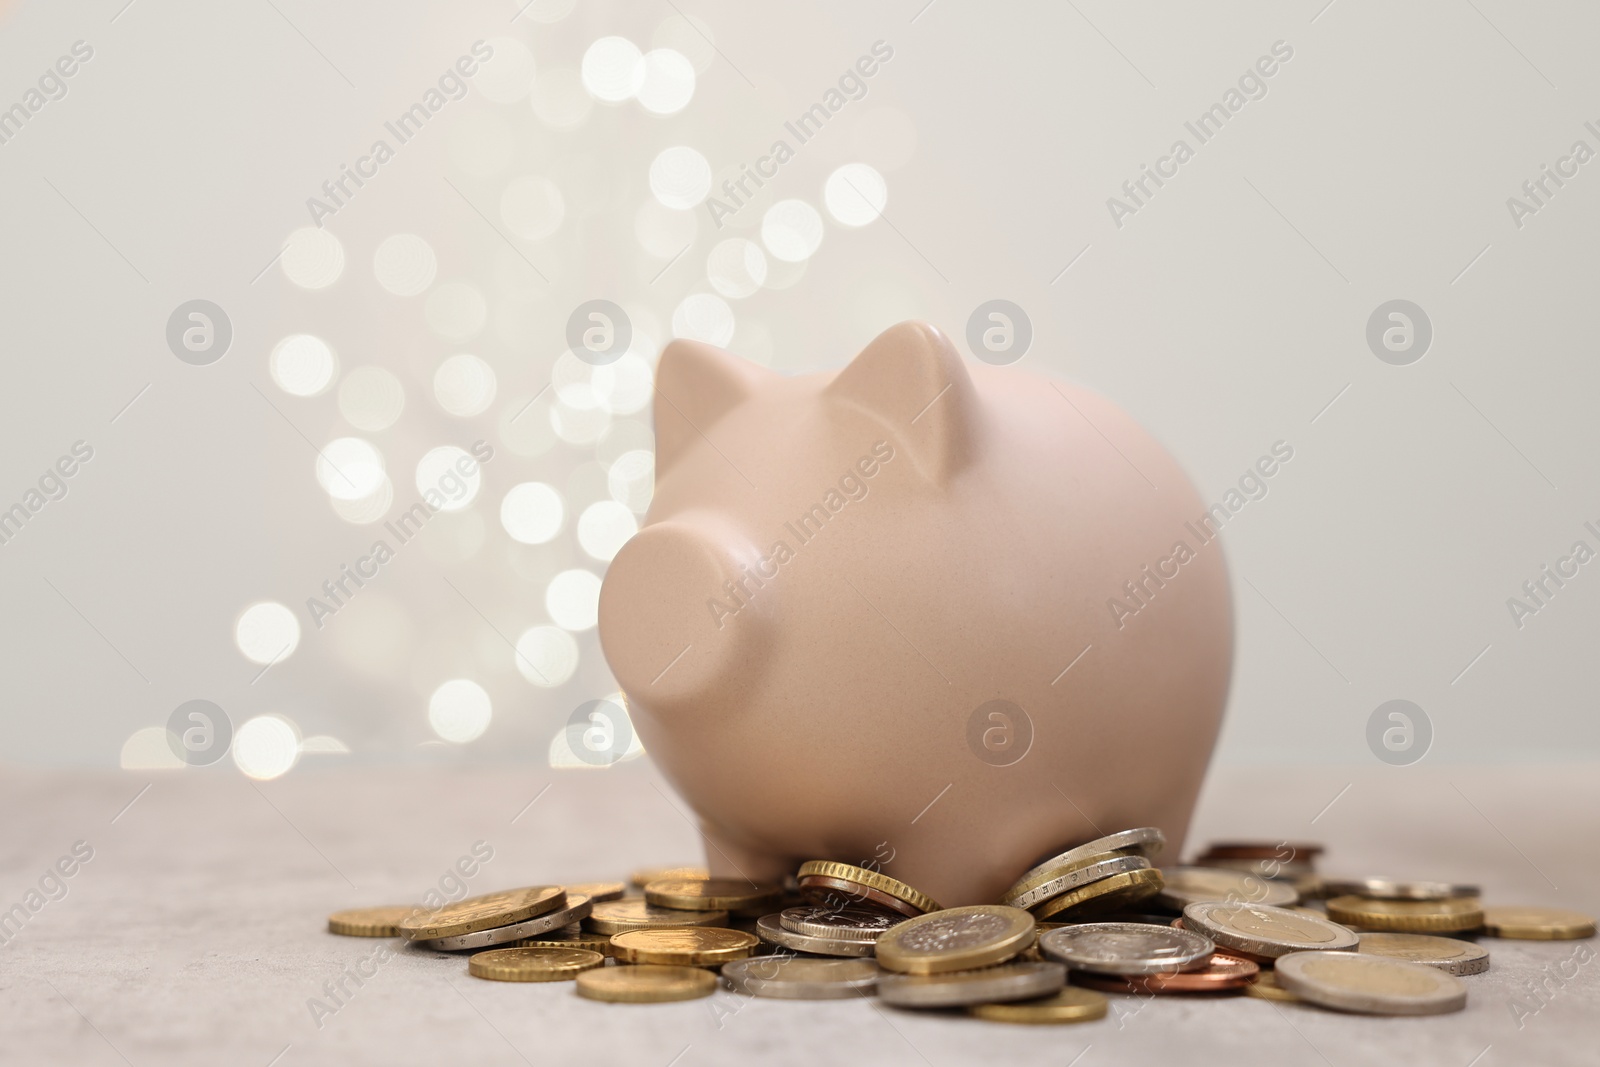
left=1, top=760, right=1595, bottom=1067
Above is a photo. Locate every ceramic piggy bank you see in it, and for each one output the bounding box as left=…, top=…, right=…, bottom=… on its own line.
left=597, top=321, right=1231, bottom=906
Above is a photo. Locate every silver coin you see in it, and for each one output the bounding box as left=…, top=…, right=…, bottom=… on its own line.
left=1157, top=867, right=1298, bottom=910
left=1038, top=922, right=1215, bottom=976
left=755, top=913, right=875, bottom=957
left=1323, top=877, right=1481, bottom=902
left=1275, top=950, right=1467, bottom=1015
left=1182, top=901, right=1358, bottom=958
left=1010, top=828, right=1167, bottom=891
left=1356, top=933, right=1490, bottom=976
left=1007, top=855, right=1152, bottom=911
left=780, top=906, right=904, bottom=943
left=419, top=894, right=592, bottom=951
left=722, top=956, right=880, bottom=999
left=878, top=961, right=1066, bottom=1008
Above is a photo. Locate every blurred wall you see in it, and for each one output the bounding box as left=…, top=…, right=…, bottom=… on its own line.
left=1, top=0, right=1596, bottom=774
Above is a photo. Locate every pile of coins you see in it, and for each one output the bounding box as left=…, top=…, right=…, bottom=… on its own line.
left=326, top=831, right=1596, bottom=1021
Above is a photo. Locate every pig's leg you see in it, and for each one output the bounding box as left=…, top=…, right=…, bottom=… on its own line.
left=699, top=822, right=793, bottom=887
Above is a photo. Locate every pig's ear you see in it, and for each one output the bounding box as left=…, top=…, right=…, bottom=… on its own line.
left=598, top=514, right=770, bottom=717
left=825, top=321, right=980, bottom=484
left=654, top=339, right=773, bottom=478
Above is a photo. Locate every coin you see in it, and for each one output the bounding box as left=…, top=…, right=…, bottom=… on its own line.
left=1481, top=905, right=1596, bottom=940
left=1322, top=877, right=1479, bottom=901
left=1324, top=895, right=1484, bottom=934
left=1275, top=950, right=1467, bottom=1015
left=517, top=924, right=615, bottom=955
left=1004, top=855, right=1152, bottom=911
left=967, top=986, right=1108, bottom=1024
left=1182, top=901, right=1359, bottom=958
left=1033, top=868, right=1164, bottom=921
left=575, top=964, right=718, bottom=1003
left=468, top=947, right=604, bottom=982
left=878, top=961, right=1067, bottom=1008
left=1071, top=952, right=1258, bottom=994
left=780, top=906, right=904, bottom=942
left=1005, top=828, right=1167, bottom=898
left=1156, top=867, right=1298, bottom=910
left=565, top=881, right=626, bottom=903
left=585, top=898, right=730, bottom=935
left=397, top=886, right=566, bottom=941
left=797, top=875, right=926, bottom=918
left=1357, top=933, right=1490, bottom=975
left=328, top=905, right=418, bottom=937
left=644, top=878, right=783, bottom=915
left=1245, top=970, right=1300, bottom=1002
left=756, top=913, right=877, bottom=958
left=796, top=861, right=942, bottom=915
left=722, top=956, right=880, bottom=999
left=629, top=866, right=709, bottom=888
left=611, top=927, right=761, bottom=966
left=1038, top=922, right=1214, bottom=976
left=876, top=905, right=1036, bottom=975
left=420, top=894, right=593, bottom=951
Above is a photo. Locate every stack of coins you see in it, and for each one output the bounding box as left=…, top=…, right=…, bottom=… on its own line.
left=999, top=829, right=1167, bottom=923
left=324, top=833, right=1596, bottom=1019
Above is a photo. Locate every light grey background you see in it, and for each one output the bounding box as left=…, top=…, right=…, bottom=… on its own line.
left=1, top=0, right=1597, bottom=773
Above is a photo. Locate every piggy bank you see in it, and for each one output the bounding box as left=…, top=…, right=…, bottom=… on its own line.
left=597, top=321, right=1232, bottom=906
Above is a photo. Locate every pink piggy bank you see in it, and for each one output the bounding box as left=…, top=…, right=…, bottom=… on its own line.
left=598, top=321, right=1232, bottom=906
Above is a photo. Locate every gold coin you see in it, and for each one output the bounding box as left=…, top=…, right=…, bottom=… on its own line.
left=876, top=905, right=1036, bottom=975
left=468, top=947, right=604, bottom=982
left=968, top=986, right=1108, bottom=1024
left=643, top=878, right=783, bottom=914
left=1481, top=906, right=1596, bottom=940
left=575, top=964, right=718, bottom=1003
left=566, top=881, right=626, bottom=903
left=518, top=924, right=615, bottom=955
left=1324, top=895, right=1483, bottom=934
left=1001, top=848, right=1142, bottom=904
left=1245, top=971, right=1300, bottom=1002
left=584, top=898, right=730, bottom=935
left=629, top=866, right=709, bottom=888
left=397, top=886, right=566, bottom=941
left=611, top=926, right=760, bottom=966
left=795, top=861, right=942, bottom=915
left=327, top=905, right=418, bottom=937
left=1033, top=869, right=1164, bottom=921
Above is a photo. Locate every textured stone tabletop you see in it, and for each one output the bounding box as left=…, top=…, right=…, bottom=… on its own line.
left=2, top=761, right=1595, bottom=1066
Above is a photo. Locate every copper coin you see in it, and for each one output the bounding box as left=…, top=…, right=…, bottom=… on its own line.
left=797, top=875, right=924, bottom=918
left=1070, top=953, right=1259, bottom=994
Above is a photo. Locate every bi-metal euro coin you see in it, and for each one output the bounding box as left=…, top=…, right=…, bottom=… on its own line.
left=1274, top=950, right=1467, bottom=1015
left=1356, top=933, right=1490, bottom=975
left=875, top=906, right=1036, bottom=975
left=1182, top=901, right=1359, bottom=958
